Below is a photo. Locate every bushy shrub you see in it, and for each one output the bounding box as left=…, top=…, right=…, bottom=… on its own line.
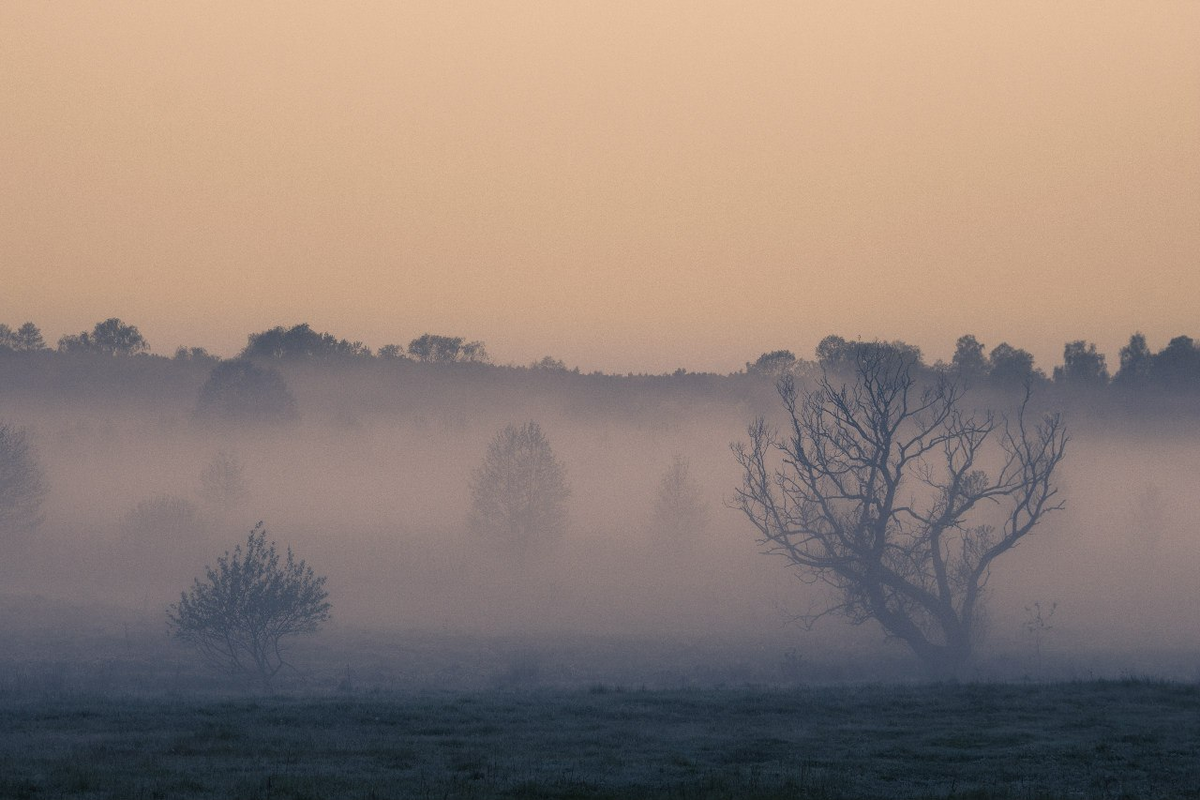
left=167, top=523, right=330, bottom=688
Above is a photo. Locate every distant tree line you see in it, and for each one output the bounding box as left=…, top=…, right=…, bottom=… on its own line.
left=748, top=332, right=1200, bottom=395
left=0, top=320, right=490, bottom=365
left=7, top=316, right=1200, bottom=397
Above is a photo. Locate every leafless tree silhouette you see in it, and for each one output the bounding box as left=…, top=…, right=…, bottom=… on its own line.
left=733, top=346, right=1068, bottom=676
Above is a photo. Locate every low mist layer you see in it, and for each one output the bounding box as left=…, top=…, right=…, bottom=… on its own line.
left=2, top=343, right=1199, bottom=688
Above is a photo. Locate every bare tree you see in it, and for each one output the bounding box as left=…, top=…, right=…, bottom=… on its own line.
left=1023, top=600, right=1057, bottom=675
left=732, top=346, right=1068, bottom=676
left=0, top=423, right=48, bottom=539
left=167, top=523, right=330, bottom=689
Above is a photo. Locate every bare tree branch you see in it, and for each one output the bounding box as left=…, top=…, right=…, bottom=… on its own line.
left=732, top=345, right=1068, bottom=675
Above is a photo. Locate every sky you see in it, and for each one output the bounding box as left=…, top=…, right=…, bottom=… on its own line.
left=2, top=2, right=1197, bottom=374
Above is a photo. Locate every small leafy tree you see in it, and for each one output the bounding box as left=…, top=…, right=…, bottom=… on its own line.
left=124, top=494, right=203, bottom=542
left=15, top=322, right=46, bottom=351
left=167, top=523, right=330, bottom=688
left=119, top=493, right=208, bottom=596
left=0, top=423, right=48, bottom=539
left=652, top=455, right=710, bottom=538
left=469, top=422, right=570, bottom=548
left=194, top=360, right=297, bottom=425
left=199, top=451, right=249, bottom=509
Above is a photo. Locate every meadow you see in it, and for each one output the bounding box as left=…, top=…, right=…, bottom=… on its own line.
left=1, top=680, right=1197, bottom=799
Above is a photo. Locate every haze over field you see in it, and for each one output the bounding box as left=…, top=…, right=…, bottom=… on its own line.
left=3, top=2, right=1198, bottom=373
left=4, top=6, right=1200, bottom=798
left=1, top=338, right=1199, bottom=688
left=2, top=0, right=1199, bottom=692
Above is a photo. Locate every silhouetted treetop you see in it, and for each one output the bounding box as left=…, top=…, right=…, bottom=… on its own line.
left=531, top=355, right=569, bottom=371
left=57, top=318, right=148, bottom=356
left=987, top=342, right=1042, bottom=388
left=950, top=334, right=988, bottom=384
left=1054, top=341, right=1109, bottom=388
left=747, top=350, right=798, bottom=378
left=0, top=322, right=46, bottom=352
left=242, top=324, right=370, bottom=360
left=816, top=336, right=923, bottom=373
left=173, top=346, right=219, bottom=364
left=14, top=323, right=45, bottom=351
left=1115, top=332, right=1153, bottom=388
left=1147, top=335, right=1200, bottom=392
left=408, top=334, right=489, bottom=364
left=1105, top=333, right=1200, bottom=393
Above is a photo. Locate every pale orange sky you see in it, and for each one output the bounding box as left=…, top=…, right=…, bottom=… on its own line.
left=2, top=2, right=1197, bottom=373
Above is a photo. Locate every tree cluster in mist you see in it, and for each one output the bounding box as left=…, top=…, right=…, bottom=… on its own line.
left=3, top=315, right=1200, bottom=682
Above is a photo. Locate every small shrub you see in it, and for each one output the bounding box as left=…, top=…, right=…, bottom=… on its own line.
left=167, top=523, right=331, bottom=689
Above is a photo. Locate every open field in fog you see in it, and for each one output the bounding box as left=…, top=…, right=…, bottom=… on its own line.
left=1, top=681, right=1197, bottom=800
left=4, top=352, right=1200, bottom=676
left=5, top=591, right=1199, bottom=697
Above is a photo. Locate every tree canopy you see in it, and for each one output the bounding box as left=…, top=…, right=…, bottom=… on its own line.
left=407, top=334, right=489, bottom=364
left=195, top=360, right=297, bottom=425
left=57, top=318, right=148, bottom=356
left=242, top=324, right=370, bottom=360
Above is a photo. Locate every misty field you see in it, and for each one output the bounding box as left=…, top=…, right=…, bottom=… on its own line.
left=1, top=681, right=1197, bottom=800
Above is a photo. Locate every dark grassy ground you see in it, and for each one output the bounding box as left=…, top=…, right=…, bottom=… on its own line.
left=1, top=680, right=1198, bottom=799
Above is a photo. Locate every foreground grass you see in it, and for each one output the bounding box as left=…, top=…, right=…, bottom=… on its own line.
left=0, top=681, right=1197, bottom=799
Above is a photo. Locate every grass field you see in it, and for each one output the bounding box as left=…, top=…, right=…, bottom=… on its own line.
left=1, top=680, right=1197, bottom=799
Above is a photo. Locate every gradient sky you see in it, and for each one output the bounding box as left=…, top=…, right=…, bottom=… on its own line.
left=3, top=2, right=1197, bottom=373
